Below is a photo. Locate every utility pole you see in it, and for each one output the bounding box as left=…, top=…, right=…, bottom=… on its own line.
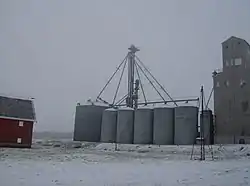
left=126, top=45, right=139, bottom=108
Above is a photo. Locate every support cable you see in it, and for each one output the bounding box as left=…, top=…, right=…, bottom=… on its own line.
left=135, top=62, right=147, bottom=105
left=112, top=58, right=127, bottom=105
left=203, top=89, right=206, bottom=110
left=96, top=54, right=128, bottom=100
left=115, top=94, right=128, bottom=106
left=135, top=55, right=178, bottom=106
left=135, top=61, right=166, bottom=102
left=197, top=98, right=200, bottom=108
left=97, top=97, right=110, bottom=105
left=206, top=86, right=214, bottom=110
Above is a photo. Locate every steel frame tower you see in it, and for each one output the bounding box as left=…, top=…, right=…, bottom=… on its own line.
left=126, top=45, right=139, bottom=108
left=96, top=45, right=199, bottom=109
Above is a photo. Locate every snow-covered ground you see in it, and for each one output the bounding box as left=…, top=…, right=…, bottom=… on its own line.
left=1, top=140, right=250, bottom=186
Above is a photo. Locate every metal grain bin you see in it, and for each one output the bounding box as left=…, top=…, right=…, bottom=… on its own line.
left=116, top=108, right=134, bottom=144
left=174, top=106, right=198, bottom=145
left=100, top=108, right=117, bottom=143
left=200, top=110, right=214, bottom=145
left=133, top=107, right=153, bottom=144
left=73, top=104, right=108, bottom=142
left=153, top=107, right=174, bottom=145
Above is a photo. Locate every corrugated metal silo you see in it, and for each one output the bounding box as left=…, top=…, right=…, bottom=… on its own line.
left=116, top=108, right=134, bottom=144
left=73, top=104, right=108, bottom=142
left=153, top=107, right=174, bottom=145
left=174, top=106, right=198, bottom=145
left=133, top=107, right=153, bottom=144
left=200, top=109, right=214, bottom=145
left=100, top=108, right=117, bottom=143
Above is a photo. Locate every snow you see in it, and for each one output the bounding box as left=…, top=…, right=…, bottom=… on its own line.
left=81, top=99, right=109, bottom=107
left=137, top=106, right=153, bottom=110
left=105, top=108, right=117, bottom=112
left=1, top=141, right=250, bottom=186
left=154, top=105, right=174, bottom=109
left=118, top=107, right=134, bottom=111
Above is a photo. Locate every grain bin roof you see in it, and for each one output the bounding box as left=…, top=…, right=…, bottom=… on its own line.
left=0, top=96, right=36, bottom=121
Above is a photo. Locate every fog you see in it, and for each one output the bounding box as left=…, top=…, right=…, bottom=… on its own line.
left=0, top=0, right=250, bottom=132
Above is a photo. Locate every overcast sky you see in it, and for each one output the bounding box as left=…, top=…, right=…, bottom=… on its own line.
left=0, top=0, right=250, bottom=132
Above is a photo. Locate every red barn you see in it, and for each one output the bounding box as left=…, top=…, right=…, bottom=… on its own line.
left=0, top=96, right=36, bottom=148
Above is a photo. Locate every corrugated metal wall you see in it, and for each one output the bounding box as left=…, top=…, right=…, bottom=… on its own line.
left=0, top=118, right=34, bottom=148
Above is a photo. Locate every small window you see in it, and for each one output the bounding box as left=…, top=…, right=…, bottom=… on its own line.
left=216, top=82, right=220, bottom=87
left=235, top=58, right=242, bottom=66
left=240, top=79, right=246, bottom=87
left=17, top=138, right=22, bottom=144
left=19, top=121, right=24, bottom=127
left=225, top=80, right=229, bottom=87
left=231, top=59, right=234, bottom=65
left=238, top=42, right=241, bottom=45
left=241, top=101, right=249, bottom=112
left=225, top=45, right=228, bottom=49
left=239, top=139, right=245, bottom=144
left=225, top=60, right=229, bottom=66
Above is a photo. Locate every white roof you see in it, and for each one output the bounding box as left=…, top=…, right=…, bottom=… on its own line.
left=105, top=108, right=117, bottom=112
left=118, top=107, right=134, bottom=111
left=137, top=106, right=153, bottom=110
left=154, top=105, right=174, bottom=109
left=80, top=99, right=109, bottom=106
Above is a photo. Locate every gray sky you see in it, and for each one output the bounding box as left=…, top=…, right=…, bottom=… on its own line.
left=1, top=0, right=250, bottom=132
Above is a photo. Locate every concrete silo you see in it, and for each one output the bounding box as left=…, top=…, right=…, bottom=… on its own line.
left=153, top=107, right=174, bottom=145
left=73, top=104, right=108, bottom=142
left=100, top=108, right=117, bottom=143
left=133, top=107, right=153, bottom=144
left=174, top=106, right=198, bottom=145
left=116, top=107, right=134, bottom=144
left=200, top=109, right=214, bottom=145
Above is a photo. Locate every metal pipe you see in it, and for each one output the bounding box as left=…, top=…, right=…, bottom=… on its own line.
left=115, top=98, right=199, bottom=106
left=127, top=52, right=135, bottom=107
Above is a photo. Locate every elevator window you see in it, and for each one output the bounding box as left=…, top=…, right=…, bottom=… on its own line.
left=235, top=58, right=242, bottom=66
left=240, top=79, right=246, bottom=88
left=225, top=80, right=229, bottom=87
left=225, top=60, right=229, bottom=66
left=241, top=100, right=249, bottom=112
